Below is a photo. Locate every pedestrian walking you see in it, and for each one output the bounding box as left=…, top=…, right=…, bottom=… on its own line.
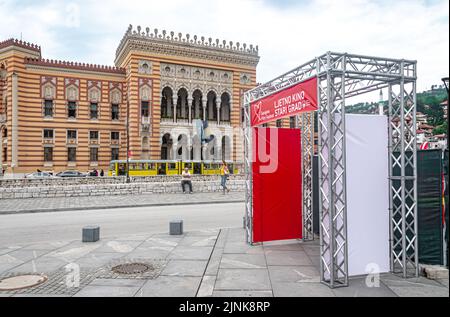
left=181, top=167, right=193, bottom=194
left=220, top=161, right=230, bottom=194
left=100, top=169, right=104, bottom=177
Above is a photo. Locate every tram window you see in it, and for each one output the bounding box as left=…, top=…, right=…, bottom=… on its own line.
left=168, top=163, right=176, bottom=169
left=140, top=163, right=146, bottom=170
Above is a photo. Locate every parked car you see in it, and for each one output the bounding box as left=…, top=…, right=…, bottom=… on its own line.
left=55, top=170, right=87, bottom=178
left=24, top=172, right=54, bottom=179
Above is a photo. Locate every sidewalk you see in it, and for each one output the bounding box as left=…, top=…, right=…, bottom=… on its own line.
left=0, top=192, right=245, bottom=215
left=0, top=227, right=448, bottom=297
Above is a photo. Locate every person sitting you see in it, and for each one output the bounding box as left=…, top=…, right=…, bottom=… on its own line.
left=181, top=167, right=193, bottom=194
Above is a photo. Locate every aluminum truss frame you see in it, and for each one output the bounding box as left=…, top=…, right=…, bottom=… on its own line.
left=243, top=52, right=418, bottom=288
left=299, top=112, right=315, bottom=241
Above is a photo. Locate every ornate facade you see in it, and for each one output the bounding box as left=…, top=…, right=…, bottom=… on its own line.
left=0, top=26, right=262, bottom=175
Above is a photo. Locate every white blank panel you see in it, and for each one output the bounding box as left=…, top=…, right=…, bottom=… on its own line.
left=345, top=114, right=390, bottom=276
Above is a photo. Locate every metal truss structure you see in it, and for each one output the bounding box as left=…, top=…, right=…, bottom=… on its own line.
left=243, top=52, right=418, bottom=288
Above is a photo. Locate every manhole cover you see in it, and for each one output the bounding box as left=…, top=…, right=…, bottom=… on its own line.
left=0, top=274, right=48, bottom=291
left=111, top=263, right=151, bottom=275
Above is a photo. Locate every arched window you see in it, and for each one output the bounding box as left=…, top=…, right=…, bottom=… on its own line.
left=192, top=90, right=203, bottom=120
left=220, top=92, right=231, bottom=123
left=176, top=88, right=188, bottom=120
left=161, top=87, right=173, bottom=119
left=206, top=91, right=217, bottom=122
left=161, top=133, right=172, bottom=160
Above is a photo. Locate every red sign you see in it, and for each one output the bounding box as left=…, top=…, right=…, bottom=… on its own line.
left=250, top=77, right=318, bottom=127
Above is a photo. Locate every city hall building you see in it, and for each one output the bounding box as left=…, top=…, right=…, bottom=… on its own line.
left=0, top=25, right=289, bottom=176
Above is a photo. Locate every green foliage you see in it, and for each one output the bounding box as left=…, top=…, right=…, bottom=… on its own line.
left=346, top=88, right=447, bottom=129
left=433, top=121, right=448, bottom=135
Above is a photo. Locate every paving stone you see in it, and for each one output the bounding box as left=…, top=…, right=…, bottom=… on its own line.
left=332, top=277, right=397, bottom=297
left=4, top=249, right=50, bottom=263
left=268, top=266, right=320, bottom=283
left=46, top=243, right=102, bottom=262
left=197, top=275, right=216, bottom=297
left=223, top=241, right=264, bottom=254
left=265, top=250, right=313, bottom=266
left=212, top=290, right=273, bottom=297
left=381, top=275, right=449, bottom=297
left=272, top=282, right=335, bottom=297
left=73, top=285, right=141, bottom=297
left=263, top=243, right=305, bottom=252
left=91, top=240, right=142, bottom=254
left=126, top=248, right=173, bottom=260
left=161, top=260, right=208, bottom=277
left=168, top=246, right=213, bottom=260
left=144, top=237, right=181, bottom=247
left=21, top=241, right=70, bottom=251
left=88, top=278, right=146, bottom=288
left=178, top=236, right=217, bottom=247
left=215, top=269, right=271, bottom=291
left=185, top=229, right=221, bottom=236
left=220, top=254, right=266, bottom=269
left=204, top=248, right=224, bottom=276
left=0, top=247, right=22, bottom=256
left=137, top=276, right=202, bottom=297
left=73, top=252, right=126, bottom=269
left=6, top=257, right=68, bottom=274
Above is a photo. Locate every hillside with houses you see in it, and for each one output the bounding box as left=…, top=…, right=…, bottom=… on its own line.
left=346, top=85, right=448, bottom=150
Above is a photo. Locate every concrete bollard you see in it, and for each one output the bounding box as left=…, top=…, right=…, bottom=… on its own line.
left=82, top=225, right=100, bottom=242
left=170, top=220, right=183, bottom=235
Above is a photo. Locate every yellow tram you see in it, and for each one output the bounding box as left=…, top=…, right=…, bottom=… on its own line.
left=108, top=160, right=240, bottom=177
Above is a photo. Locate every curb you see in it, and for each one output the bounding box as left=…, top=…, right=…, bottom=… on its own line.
left=0, top=199, right=246, bottom=216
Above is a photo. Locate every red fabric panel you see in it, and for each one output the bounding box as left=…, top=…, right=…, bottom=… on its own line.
left=252, top=127, right=302, bottom=243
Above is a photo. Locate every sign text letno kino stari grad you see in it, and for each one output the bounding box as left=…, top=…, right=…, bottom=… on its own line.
left=250, top=77, right=318, bottom=127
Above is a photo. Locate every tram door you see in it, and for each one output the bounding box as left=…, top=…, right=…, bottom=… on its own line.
left=118, top=163, right=126, bottom=176
left=158, top=163, right=167, bottom=175
left=193, top=163, right=202, bottom=175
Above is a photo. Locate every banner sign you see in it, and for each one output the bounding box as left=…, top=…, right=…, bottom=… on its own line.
left=250, top=77, right=318, bottom=127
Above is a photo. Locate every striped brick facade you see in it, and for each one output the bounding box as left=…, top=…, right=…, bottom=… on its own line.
left=0, top=26, right=259, bottom=175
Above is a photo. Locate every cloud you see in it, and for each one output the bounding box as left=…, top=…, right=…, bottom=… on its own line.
left=1, top=0, right=448, bottom=99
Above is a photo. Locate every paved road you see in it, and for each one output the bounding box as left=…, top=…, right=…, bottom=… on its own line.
left=0, top=203, right=244, bottom=247
left=0, top=192, right=245, bottom=214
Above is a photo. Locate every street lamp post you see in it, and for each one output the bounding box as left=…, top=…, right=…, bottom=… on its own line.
left=442, top=77, right=449, bottom=151
left=442, top=77, right=449, bottom=268
left=126, top=97, right=130, bottom=184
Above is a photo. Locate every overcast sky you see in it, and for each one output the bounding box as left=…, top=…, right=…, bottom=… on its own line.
left=1, top=0, right=448, bottom=101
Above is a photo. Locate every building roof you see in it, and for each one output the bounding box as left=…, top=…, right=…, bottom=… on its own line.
left=0, top=38, right=41, bottom=53
left=419, top=123, right=435, bottom=130
left=115, top=25, right=260, bottom=67
left=24, top=57, right=126, bottom=75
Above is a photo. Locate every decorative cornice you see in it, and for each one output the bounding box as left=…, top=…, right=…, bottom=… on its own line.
left=0, top=38, right=41, bottom=54
left=115, top=25, right=260, bottom=67
left=25, top=57, right=126, bottom=75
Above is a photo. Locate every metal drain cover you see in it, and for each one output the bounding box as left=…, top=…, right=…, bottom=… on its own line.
left=111, top=263, right=151, bottom=275
left=0, top=274, right=48, bottom=291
